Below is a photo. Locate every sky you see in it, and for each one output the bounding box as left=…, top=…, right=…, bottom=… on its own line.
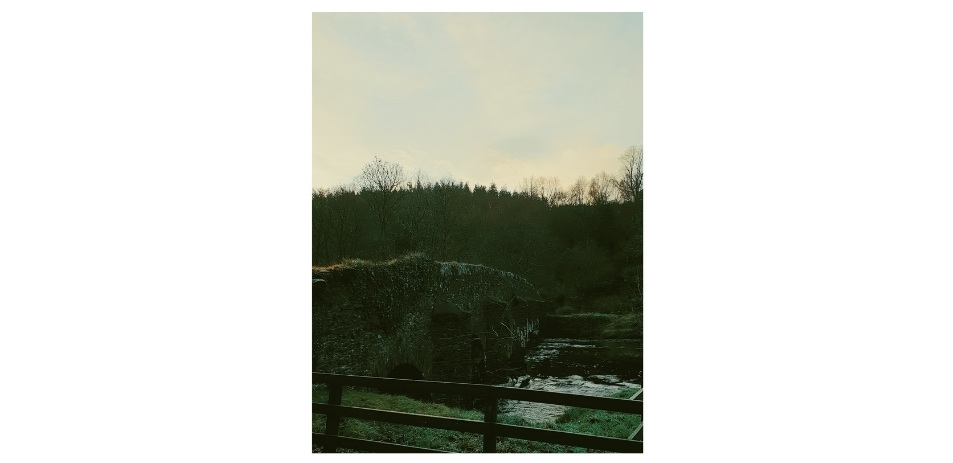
left=313, top=12, right=642, bottom=192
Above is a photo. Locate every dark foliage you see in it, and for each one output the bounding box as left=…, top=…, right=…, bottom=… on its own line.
left=313, top=148, right=643, bottom=312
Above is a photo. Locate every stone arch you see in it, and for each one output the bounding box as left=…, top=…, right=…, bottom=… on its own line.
left=385, top=363, right=429, bottom=402
left=470, top=336, right=486, bottom=382
left=387, top=362, right=424, bottom=381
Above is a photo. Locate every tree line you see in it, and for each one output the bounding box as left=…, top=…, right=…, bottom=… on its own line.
left=313, top=146, right=643, bottom=312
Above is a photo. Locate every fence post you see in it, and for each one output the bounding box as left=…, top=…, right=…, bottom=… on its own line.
left=324, top=382, right=343, bottom=453
left=483, top=397, right=497, bottom=453
left=628, top=422, right=643, bottom=441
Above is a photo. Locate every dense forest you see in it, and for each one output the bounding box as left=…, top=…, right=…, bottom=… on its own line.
left=313, top=146, right=643, bottom=314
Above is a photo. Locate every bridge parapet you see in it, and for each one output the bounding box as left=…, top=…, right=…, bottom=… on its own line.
left=313, top=255, right=549, bottom=392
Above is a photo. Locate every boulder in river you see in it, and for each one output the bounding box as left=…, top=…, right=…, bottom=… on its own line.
left=517, top=375, right=532, bottom=388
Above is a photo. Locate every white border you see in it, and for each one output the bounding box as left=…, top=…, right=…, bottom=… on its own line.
left=2, top=1, right=952, bottom=462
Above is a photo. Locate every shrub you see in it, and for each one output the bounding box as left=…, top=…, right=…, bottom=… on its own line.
left=600, top=313, right=643, bottom=339
left=555, top=305, right=581, bottom=315
left=590, top=295, right=627, bottom=314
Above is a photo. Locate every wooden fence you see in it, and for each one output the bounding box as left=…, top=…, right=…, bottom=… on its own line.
left=312, top=372, right=643, bottom=453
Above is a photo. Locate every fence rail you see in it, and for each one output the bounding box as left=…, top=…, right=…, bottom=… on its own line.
left=312, top=372, right=643, bottom=453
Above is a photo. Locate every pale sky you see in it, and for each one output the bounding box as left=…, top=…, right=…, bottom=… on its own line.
left=313, top=12, right=642, bottom=191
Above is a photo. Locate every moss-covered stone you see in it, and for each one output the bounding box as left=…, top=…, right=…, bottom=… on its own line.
left=313, top=254, right=549, bottom=388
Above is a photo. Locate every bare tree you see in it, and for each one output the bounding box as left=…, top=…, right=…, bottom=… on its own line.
left=587, top=171, right=615, bottom=205
left=397, top=178, right=433, bottom=252
left=518, top=175, right=544, bottom=199
left=312, top=188, right=330, bottom=263
left=430, top=179, right=470, bottom=260
left=542, top=177, right=565, bottom=207
left=358, top=157, right=406, bottom=239
left=566, top=176, right=587, bottom=206
left=615, top=145, right=644, bottom=203
left=409, top=168, right=431, bottom=191
left=326, top=185, right=360, bottom=259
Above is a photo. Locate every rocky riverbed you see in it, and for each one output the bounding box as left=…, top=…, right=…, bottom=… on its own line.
left=496, top=338, right=642, bottom=423
left=498, top=374, right=641, bottom=423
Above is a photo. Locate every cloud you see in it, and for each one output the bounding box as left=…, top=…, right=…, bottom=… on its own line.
left=488, top=136, right=552, bottom=159
left=313, top=13, right=642, bottom=191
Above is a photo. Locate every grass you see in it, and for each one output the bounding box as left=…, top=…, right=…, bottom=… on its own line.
left=550, top=303, right=643, bottom=340
left=552, top=312, right=615, bottom=320
left=313, top=252, right=433, bottom=273
left=313, top=385, right=641, bottom=453
left=313, top=386, right=485, bottom=452
left=601, top=312, right=643, bottom=339
left=552, top=388, right=642, bottom=438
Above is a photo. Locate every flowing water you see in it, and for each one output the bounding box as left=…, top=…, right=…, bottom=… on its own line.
left=498, top=338, right=643, bottom=423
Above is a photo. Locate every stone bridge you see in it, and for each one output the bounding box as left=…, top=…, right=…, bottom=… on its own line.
left=312, top=255, right=550, bottom=395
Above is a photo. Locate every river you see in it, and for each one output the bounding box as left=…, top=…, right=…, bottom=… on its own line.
left=498, top=338, right=643, bottom=423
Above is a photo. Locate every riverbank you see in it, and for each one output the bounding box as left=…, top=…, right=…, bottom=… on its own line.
left=543, top=311, right=642, bottom=340
left=312, top=385, right=640, bottom=453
